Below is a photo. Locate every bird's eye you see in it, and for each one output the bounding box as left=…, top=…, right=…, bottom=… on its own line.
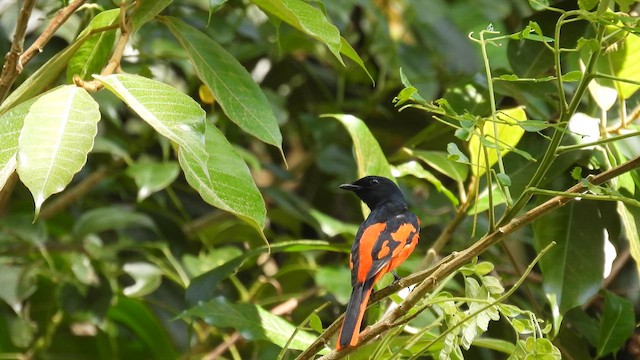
left=371, top=178, right=379, bottom=185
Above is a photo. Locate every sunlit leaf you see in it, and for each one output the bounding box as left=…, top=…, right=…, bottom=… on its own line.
left=123, top=262, right=163, bottom=298
left=179, top=121, right=266, bottom=235
left=17, top=86, right=100, bottom=217
left=162, top=17, right=283, bottom=154
left=182, top=297, right=317, bottom=350
left=469, top=107, right=526, bottom=177
left=0, top=97, right=38, bottom=191
left=94, top=73, right=207, bottom=167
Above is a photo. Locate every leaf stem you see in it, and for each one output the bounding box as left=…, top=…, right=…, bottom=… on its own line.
left=499, top=24, right=606, bottom=225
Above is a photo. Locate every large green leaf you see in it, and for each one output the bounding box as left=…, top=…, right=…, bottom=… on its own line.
left=132, top=0, right=172, bottom=31
left=251, top=0, right=342, bottom=63
left=603, top=31, right=640, bottom=99
left=0, top=97, right=38, bottom=191
left=72, top=206, right=158, bottom=239
left=107, top=296, right=177, bottom=360
left=66, top=9, right=119, bottom=82
left=326, top=114, right=393, bottom=180
left=94, top=74, right=206, bottom=163
left=179, top=121, right=266, bottom=235
left=469, top=107, right=526, bottom=177
left=95, top=74, right=266, bottom=233
left=182, top=297, right=317, bottom=351
left=597, top=291, right=635, bottom=357
left=533, top=201, right=605, bottom=334
left=16, top=85, right=100, bottom=217
left=162, top=17, right=283, bottom=153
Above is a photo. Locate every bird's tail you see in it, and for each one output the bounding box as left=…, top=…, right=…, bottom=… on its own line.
left=337, top=278, right=375, bottom=349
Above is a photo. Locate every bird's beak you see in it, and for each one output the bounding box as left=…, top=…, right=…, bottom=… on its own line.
left=339, top=183, right=361, bottom=191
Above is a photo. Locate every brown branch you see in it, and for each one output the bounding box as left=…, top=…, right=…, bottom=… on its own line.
left=0, top=0, right=36, bottom=102
left=74, top=1, right=134, bottom=92
left=19, top=0, right=86, bottom=72
left=297, top=154, right=640, bottom=360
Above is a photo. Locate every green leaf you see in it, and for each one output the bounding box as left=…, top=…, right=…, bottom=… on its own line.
left=469, top=107, right=526, bottom=177
left=16, top=86, right=100, bottom=217
left=410, top=150, right=468, bottom=182
left=66, top=9, right=119, bottom=82
left=122, top=262, right=163, bottom=298
left=178, top=121, right=266, bottom=235
left=578, top=0, right=599, bottom=10
left=73, top=206, right=158, bottom=238
left=252, top=0, right=342, bottom=64
left=618, top=204, right=640, bottom=296
left=392, top=161, right=459, bottom=206
left=162, top=17, right=283, bottom=153
left=132, top=0, right=172, bottom=31
left=125, top=160, right=180, bottom=202
left=182, top=297, right=317, bottom=351
left=0, top=259, right=37, bottom=313
left=107, top=296, right=177, bottom=360
left=533, top=201, right=605, bottom=334
left=597, top=291, right=635, bottom=357
left=0, top=97, right=38, bottom=191
left=472, top=337, right=515, bottom=354
left=326, top=114, right=393, bottom=180
left=339, top=37, right=374, bottom=85
left=447, top=142, right=469, bottom=163
left=95, top=74, right=266, bottom=231
left=604, top=31, right=640, bottom=99
left=561, top=70, right=582, bottom=82
left=93, top=74, right=206, bottom=164
left=186, top=240, right=340, bottom=305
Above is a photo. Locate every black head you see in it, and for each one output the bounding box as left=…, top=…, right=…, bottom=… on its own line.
left=339, top=176, right=407, bottom=210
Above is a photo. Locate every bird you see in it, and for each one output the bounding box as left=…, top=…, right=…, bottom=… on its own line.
left=336, top=175, right=420, bottom=350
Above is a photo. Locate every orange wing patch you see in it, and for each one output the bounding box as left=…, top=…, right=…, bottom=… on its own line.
left=387, top=223, right=419, bottom=272
left=376, top=239, right=391, bottom=259
left=357, top=222, right=386, bottom=283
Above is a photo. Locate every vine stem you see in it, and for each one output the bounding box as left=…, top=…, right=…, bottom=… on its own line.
left=499, top=24, right=607, bottom=225
left=296, top=154, right=640, bottom=360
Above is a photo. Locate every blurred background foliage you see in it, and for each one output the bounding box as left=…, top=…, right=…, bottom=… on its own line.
left=0, top=0, right=639, bottom=359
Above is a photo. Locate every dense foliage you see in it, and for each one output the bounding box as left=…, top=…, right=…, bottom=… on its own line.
left=0, top=0, right=639, bottom=359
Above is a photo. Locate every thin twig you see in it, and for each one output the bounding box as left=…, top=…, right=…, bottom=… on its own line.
left=0, top=0, right=36, bottom=102
left=39, top=164, right=120, bottom=219
left=19, top=0, right=87, bottom=72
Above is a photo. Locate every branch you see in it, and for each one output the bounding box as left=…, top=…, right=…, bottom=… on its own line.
left=0, top=0, right=36, bottom=102
left=19, top=0, right=86, bottom=72
left=297, top=154, right=640, bottom=360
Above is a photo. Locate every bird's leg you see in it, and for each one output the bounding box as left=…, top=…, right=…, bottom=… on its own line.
left=391, top=270, right=402, bottom=284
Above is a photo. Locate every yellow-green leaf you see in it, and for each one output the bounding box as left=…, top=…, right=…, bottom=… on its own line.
left=17, top=86, right=100, bottom=216
left=469, top=107, right=526, bottom=177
